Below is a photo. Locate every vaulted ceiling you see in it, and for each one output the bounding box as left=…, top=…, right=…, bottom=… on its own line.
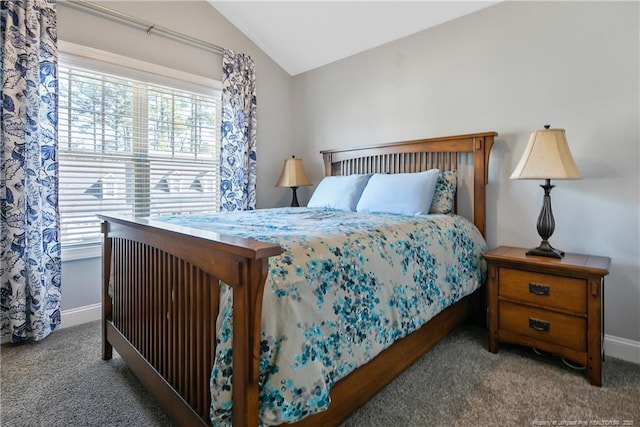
left=209, top=1, right=499, bottom=76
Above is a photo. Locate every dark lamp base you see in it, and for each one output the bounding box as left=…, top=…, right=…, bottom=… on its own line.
left=526, top=241, right=564, bottom=259
left=527, top=179, right=564, bottom=259
left=289, top=186, right=300, bottom=207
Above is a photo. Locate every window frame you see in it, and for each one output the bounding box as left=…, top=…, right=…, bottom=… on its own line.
left=58, top=42, right=222, bottom=261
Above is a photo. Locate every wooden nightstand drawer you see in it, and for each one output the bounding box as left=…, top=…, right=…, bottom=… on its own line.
left=499, top=268, right=587, bottom=314
left=500, top=302, right=586, bottom=351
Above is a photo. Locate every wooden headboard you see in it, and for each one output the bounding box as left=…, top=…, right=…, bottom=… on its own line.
left=320, top=131, right=497, bottom=237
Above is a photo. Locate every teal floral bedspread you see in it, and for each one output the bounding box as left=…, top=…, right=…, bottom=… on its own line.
left=158, top=207, right=487, bottom=426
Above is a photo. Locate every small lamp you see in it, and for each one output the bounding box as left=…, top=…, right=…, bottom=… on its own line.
left=510, top=125, right=582, bottom=258
left=276, top=156, right=312, bottom=207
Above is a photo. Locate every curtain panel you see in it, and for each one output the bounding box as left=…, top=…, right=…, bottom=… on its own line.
left=1, top=0, right=61, bottom=342
left=219, top=49, right=257, bottom=211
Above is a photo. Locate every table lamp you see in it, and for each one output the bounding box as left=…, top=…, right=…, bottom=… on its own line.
left=510, top=125, right=582, bottom=258
left=276, top=156, right=312, bottom=207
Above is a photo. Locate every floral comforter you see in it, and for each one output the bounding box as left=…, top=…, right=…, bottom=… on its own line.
left=158, top=207, right=487, bottom=426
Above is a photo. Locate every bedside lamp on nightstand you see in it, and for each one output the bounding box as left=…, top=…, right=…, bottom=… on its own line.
left=510, top=125, right=582, bottom=258
left=276, top=156, right=312, bottom=207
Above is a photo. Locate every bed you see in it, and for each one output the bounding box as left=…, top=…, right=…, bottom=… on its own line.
left=99, top=131, right=497, bottom=426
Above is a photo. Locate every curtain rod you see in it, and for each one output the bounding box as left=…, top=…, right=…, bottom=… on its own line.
left=64, top=0, right=225, bottom=56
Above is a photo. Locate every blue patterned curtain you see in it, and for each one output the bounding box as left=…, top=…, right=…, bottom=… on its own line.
left=219, top=49, right=257, bottom=211
left=1, top=0, right=61, bottom=342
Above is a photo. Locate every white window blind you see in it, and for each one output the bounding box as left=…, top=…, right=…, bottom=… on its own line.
left=58, top=52, right=221, bottom=251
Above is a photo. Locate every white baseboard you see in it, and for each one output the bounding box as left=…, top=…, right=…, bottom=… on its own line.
left=605, top=334, right=640, bottom=365
left=59, top=303, right=102, bottom=329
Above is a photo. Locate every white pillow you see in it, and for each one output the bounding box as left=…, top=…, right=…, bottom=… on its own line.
left=307, top=174, right=371, bottom=211
left=356, top=169, right=440, bottom=216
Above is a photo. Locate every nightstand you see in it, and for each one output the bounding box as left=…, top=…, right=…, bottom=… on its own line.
left=484, top=246, right=611, bottom=386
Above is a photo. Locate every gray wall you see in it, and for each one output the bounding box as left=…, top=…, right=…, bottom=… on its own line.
left=292, top=1, right=640, bottom=342
left=58, top=0, right=295, bottom=309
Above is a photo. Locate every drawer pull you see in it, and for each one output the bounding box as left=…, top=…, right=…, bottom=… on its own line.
left=529, top=282, right=550, bottom=296
left=529, top=318, right=550, bottom=332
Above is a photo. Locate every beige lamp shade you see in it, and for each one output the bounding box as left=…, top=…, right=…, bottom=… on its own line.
left=276, top=156, right=312, bottom=188
left=510, top=127, right=582, bottom=180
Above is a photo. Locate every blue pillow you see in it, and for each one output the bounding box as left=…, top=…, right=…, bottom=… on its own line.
left=307, top=174, right=371, bottom=211
left=356, top=169, right=440, bottom=216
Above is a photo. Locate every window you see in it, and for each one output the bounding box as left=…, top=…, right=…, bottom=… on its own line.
left=58, top=44, right=221, bottom=257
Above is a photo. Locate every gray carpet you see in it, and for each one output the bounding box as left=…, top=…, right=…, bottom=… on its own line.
left=1, top=321, right=639, bottom=426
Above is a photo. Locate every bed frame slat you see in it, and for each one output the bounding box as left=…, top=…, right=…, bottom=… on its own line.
left=328, top=138, right=479, bottom=181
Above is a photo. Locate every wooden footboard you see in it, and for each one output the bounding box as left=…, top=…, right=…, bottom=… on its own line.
left=100, top=214, right=281, bottom=426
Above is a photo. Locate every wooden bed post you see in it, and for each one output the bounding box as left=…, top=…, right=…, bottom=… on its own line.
left=232, top=257, right=271, bottom=426
left=323, top=152, right=333, bottom=177
left=101, top=221, right=113, bottom=361
left=473, top=133, right=495, bottom=237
